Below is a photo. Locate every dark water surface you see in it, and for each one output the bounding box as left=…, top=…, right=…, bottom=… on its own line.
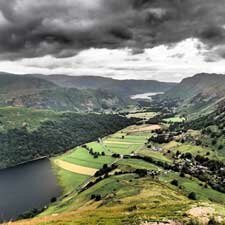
left=0, top=158, right=62, bottom=222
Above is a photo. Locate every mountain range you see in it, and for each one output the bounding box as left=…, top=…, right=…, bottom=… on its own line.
left=0, top=72, right=175, bottom=112
left=1, top=72, right=225, bottom=116
left=34, top=74, right=175, bottom=97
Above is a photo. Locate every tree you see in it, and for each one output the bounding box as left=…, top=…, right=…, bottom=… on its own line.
left=95, top=195, right=101, bottom=201
left=188, top=192, right=197, bottom=200
left=212, top=139, right=217, bottom=145
left=171, top=179, right=179, bottom=186
left=180, top=172, right=185, bottom=177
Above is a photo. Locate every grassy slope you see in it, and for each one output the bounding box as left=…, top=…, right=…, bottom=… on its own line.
left=10, top=175, right=194, bottom=225
left=0, top=107, right=60, bottom=131
left=5, top=124, right=225, bottom=225
left=160, top=172, right=225, bottom=205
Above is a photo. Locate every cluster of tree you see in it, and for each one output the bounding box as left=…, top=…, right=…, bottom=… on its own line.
left=17, top=207, right=45, bottom=220
left=149, top=97, right=179, bottom=112
left=112, top=153, right=121, bottom=158
left=149, top=133, right=173, bottom=144
left=135, top=169, right=148, bottom=177
left=90, top=194, right=102, bottom=201
left=94, top=164, right=117, bottom=177
left=82, top=145, right=105, bottom=158
left=0, top=113, right=136, bottom=169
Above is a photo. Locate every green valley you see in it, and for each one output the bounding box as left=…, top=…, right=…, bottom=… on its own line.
left=2, top=73, right=225, bottom=225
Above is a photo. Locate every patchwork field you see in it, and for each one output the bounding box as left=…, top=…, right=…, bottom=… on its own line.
left=122, top=124, right=161, bottom=133
left=53, top=124, right=154, bottom=195
left=6, top=122, right=225, bottom=225
left=127, top=111, right=157, bottom=120
left=54, top=159, right=97, bottom=176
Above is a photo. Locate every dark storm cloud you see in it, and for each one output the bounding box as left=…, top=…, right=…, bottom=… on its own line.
left=0, top=0, right=225, bottom=60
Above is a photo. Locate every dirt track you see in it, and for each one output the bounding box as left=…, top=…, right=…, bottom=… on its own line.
left=54, top=159, right=97, bottom=176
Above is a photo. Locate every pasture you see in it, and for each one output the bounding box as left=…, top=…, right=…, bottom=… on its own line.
left=127, top=111, right=156, bottom=120
left=57, top=147, right=114, bottom=169
left=160, top=172, right=225, bottom=205
left=162, top=141, right=216, bottom=158
left=53, top=124, right=156, bottom=195
left=163, top=116, right=185, bottom=123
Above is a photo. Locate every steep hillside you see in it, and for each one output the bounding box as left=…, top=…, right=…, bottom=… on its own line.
left=0, top=108, right=134, bottom=169
left=36, top=74, right=175, bottom=96
left=0, top=73, right=127, bottom=112
left=0, top=88, right=127, bottom=112
left=164, top=73, right=225, bottom=100
left=161, top=73, right=225, bottom=116
left=0, top=72, right=56, bottom=94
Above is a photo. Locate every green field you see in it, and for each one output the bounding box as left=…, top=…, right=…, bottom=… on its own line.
left=56, top=168, right=89, bottom=193
left=102, top=128, right=149, bottom=155
left=127, top=111, right=156, bottom=120
left=55, top=125, right=152, bottom=175
left=163, top=141, right=217, bottom=158
left=163, top=116, right=185, bottom=123
left=117, top=159, right=160, bottom=170
left=58, top=147, right=115, bottom=169
left=139, top=148, right=172, bottom=163
left=52, top=125, right=154, bottom=201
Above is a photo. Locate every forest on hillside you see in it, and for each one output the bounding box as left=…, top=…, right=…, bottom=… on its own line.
left=0, top=113, right=135, bottom=169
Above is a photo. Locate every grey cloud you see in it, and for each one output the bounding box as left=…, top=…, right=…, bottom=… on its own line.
left=0, top=0, right=225, bottom=60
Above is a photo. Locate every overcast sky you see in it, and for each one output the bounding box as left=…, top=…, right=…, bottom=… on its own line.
left=0, top=0, right=225, bottom=82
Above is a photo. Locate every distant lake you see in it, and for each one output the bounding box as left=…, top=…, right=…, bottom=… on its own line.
left=130, top=92, right=164, bottom=100
left=0, top=158, right=62, bottom=222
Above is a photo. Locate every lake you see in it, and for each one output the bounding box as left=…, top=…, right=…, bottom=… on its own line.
left=130, top=92, right=164, bottom=100
left=0, top=158, right=62, bottom=222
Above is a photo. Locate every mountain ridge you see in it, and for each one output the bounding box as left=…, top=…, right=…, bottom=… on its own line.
left=0, top=72, right=127, bottom=112
left=160, top=73, right=225, bottom=116
left=29, top=73, right=176, bottom=96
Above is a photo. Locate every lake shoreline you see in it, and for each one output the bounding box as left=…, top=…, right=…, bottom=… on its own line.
left=0, top=158, right=62, bottom=222
left=0, top=156, right=48, bottom=172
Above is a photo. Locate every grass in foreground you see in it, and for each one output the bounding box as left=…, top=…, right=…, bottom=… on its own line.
left=9, top=174, right=194, bottom=225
